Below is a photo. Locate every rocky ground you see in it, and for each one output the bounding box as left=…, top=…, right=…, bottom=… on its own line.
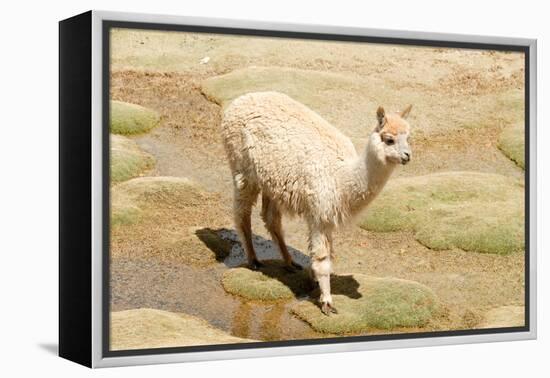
left=108, top=28, right=526, bottom=350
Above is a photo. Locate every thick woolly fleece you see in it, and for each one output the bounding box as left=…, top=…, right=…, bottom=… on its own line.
left=221, top=91, right=397, bottom=233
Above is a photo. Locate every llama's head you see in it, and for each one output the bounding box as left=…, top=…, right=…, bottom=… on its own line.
left=373, top=105, right=413, bottom=165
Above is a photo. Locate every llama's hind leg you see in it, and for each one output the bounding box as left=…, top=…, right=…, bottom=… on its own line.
left=309, top=227, right=337, bottom=315
left=261, top=194, right=302, bottom=272
left=233, top=177, right=261, bottom=270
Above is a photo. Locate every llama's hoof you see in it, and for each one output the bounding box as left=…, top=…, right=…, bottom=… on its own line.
left=248, top=259, right=264, bottom=270
left=321, top=302, right=338, bottom=316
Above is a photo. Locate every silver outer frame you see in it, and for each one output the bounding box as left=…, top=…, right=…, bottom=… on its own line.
left=90, top=10, right=537, bottom=368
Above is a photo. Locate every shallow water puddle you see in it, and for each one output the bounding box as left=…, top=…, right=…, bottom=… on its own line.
left=111, top=248, right=325, bottom=342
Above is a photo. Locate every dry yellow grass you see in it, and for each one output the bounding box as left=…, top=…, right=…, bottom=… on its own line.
left=110, top=29, right=523, bottom=88
left=200, top=66, right=524, bottom=155
left=479, top=305, right=525, bottom=328
left=112, top=29, right=524, bottom=141
left=111, top=308, right=255, bottom=350
left=498, top=123, right=525, bottom=169
left=111, top=176, right=233, bottom=266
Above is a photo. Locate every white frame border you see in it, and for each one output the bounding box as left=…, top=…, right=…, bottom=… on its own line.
left=90, top=10, right=537, bottom=368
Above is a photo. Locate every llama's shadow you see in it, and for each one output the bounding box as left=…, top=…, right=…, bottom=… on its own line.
left=195, top=228, right=236, bottom=263
left=196, top=228, right=361, bottom=300
left=195, top=227, right=310, bottom=268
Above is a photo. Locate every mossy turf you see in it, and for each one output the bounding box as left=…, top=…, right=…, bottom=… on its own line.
left=291, top=274, right=439, bottom=333
left=110, top=176, right=232, bottom=266
left=222, top=260, right=312, bottom=301
left=498, top=123, right=525, bottom=169
left=201, top=66, right=360, bottom=108
left=110, top=308, right=254, bottom=350
left=111, top=100, right=160, bottom=135
left=360, top=172, right=524, bottom=255
left=111, top=176, right=200, bottom=226
left=111, top=134, right=154, bottom=183
left=200, top=66, right=377, bottom=140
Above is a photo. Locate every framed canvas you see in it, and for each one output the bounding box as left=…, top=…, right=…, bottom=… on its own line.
left=59, top=10, right=537, bottom=368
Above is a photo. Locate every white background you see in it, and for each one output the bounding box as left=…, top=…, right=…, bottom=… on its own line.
left=0, top=0, right=546, bottom=376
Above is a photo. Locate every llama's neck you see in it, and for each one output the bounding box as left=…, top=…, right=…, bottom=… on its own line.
left=341, top=133, right=396, bottom=215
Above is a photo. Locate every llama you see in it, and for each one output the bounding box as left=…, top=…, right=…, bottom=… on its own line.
left=221, top=91, right=412, bottom=315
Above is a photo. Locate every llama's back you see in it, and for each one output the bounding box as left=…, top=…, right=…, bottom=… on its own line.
left=221, top=91, right=357, bottom=222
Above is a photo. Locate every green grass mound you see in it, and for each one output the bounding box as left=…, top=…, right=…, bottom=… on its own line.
left=111, top=176, right=211, bottom=227
left=201, top=67, right=378, bottom=138
left=291, top=274, right=439, bottom=333
left=111, top=198, right=142, bottom=227
left=111, top=134, right=154, bottom=183
left=111, top=308, right=255, bottom=350
left=111, top=100, right=160, bottom=135
left=202, top=66, right=361, bottom=108
left=498, top=123, right=525, bottom=169
left=222, top=260, right=311, bottom=301
left=201, top=67, right=360, bottom=116
left=360, top=172, right=524, bottom=254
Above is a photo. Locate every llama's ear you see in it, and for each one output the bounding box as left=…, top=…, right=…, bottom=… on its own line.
left=400, top=104, right=413, bottom=119
left=376, top=106, right=386, bottom=131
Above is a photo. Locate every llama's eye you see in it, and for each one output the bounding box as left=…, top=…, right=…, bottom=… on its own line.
left=385, top=138, right=395, bottom=146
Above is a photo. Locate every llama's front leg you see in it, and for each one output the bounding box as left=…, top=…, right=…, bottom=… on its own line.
left=309, top=228, right=337, bottom=315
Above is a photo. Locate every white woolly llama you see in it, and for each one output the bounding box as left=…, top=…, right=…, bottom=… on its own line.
left=221, top=91, right=413, bottom=315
